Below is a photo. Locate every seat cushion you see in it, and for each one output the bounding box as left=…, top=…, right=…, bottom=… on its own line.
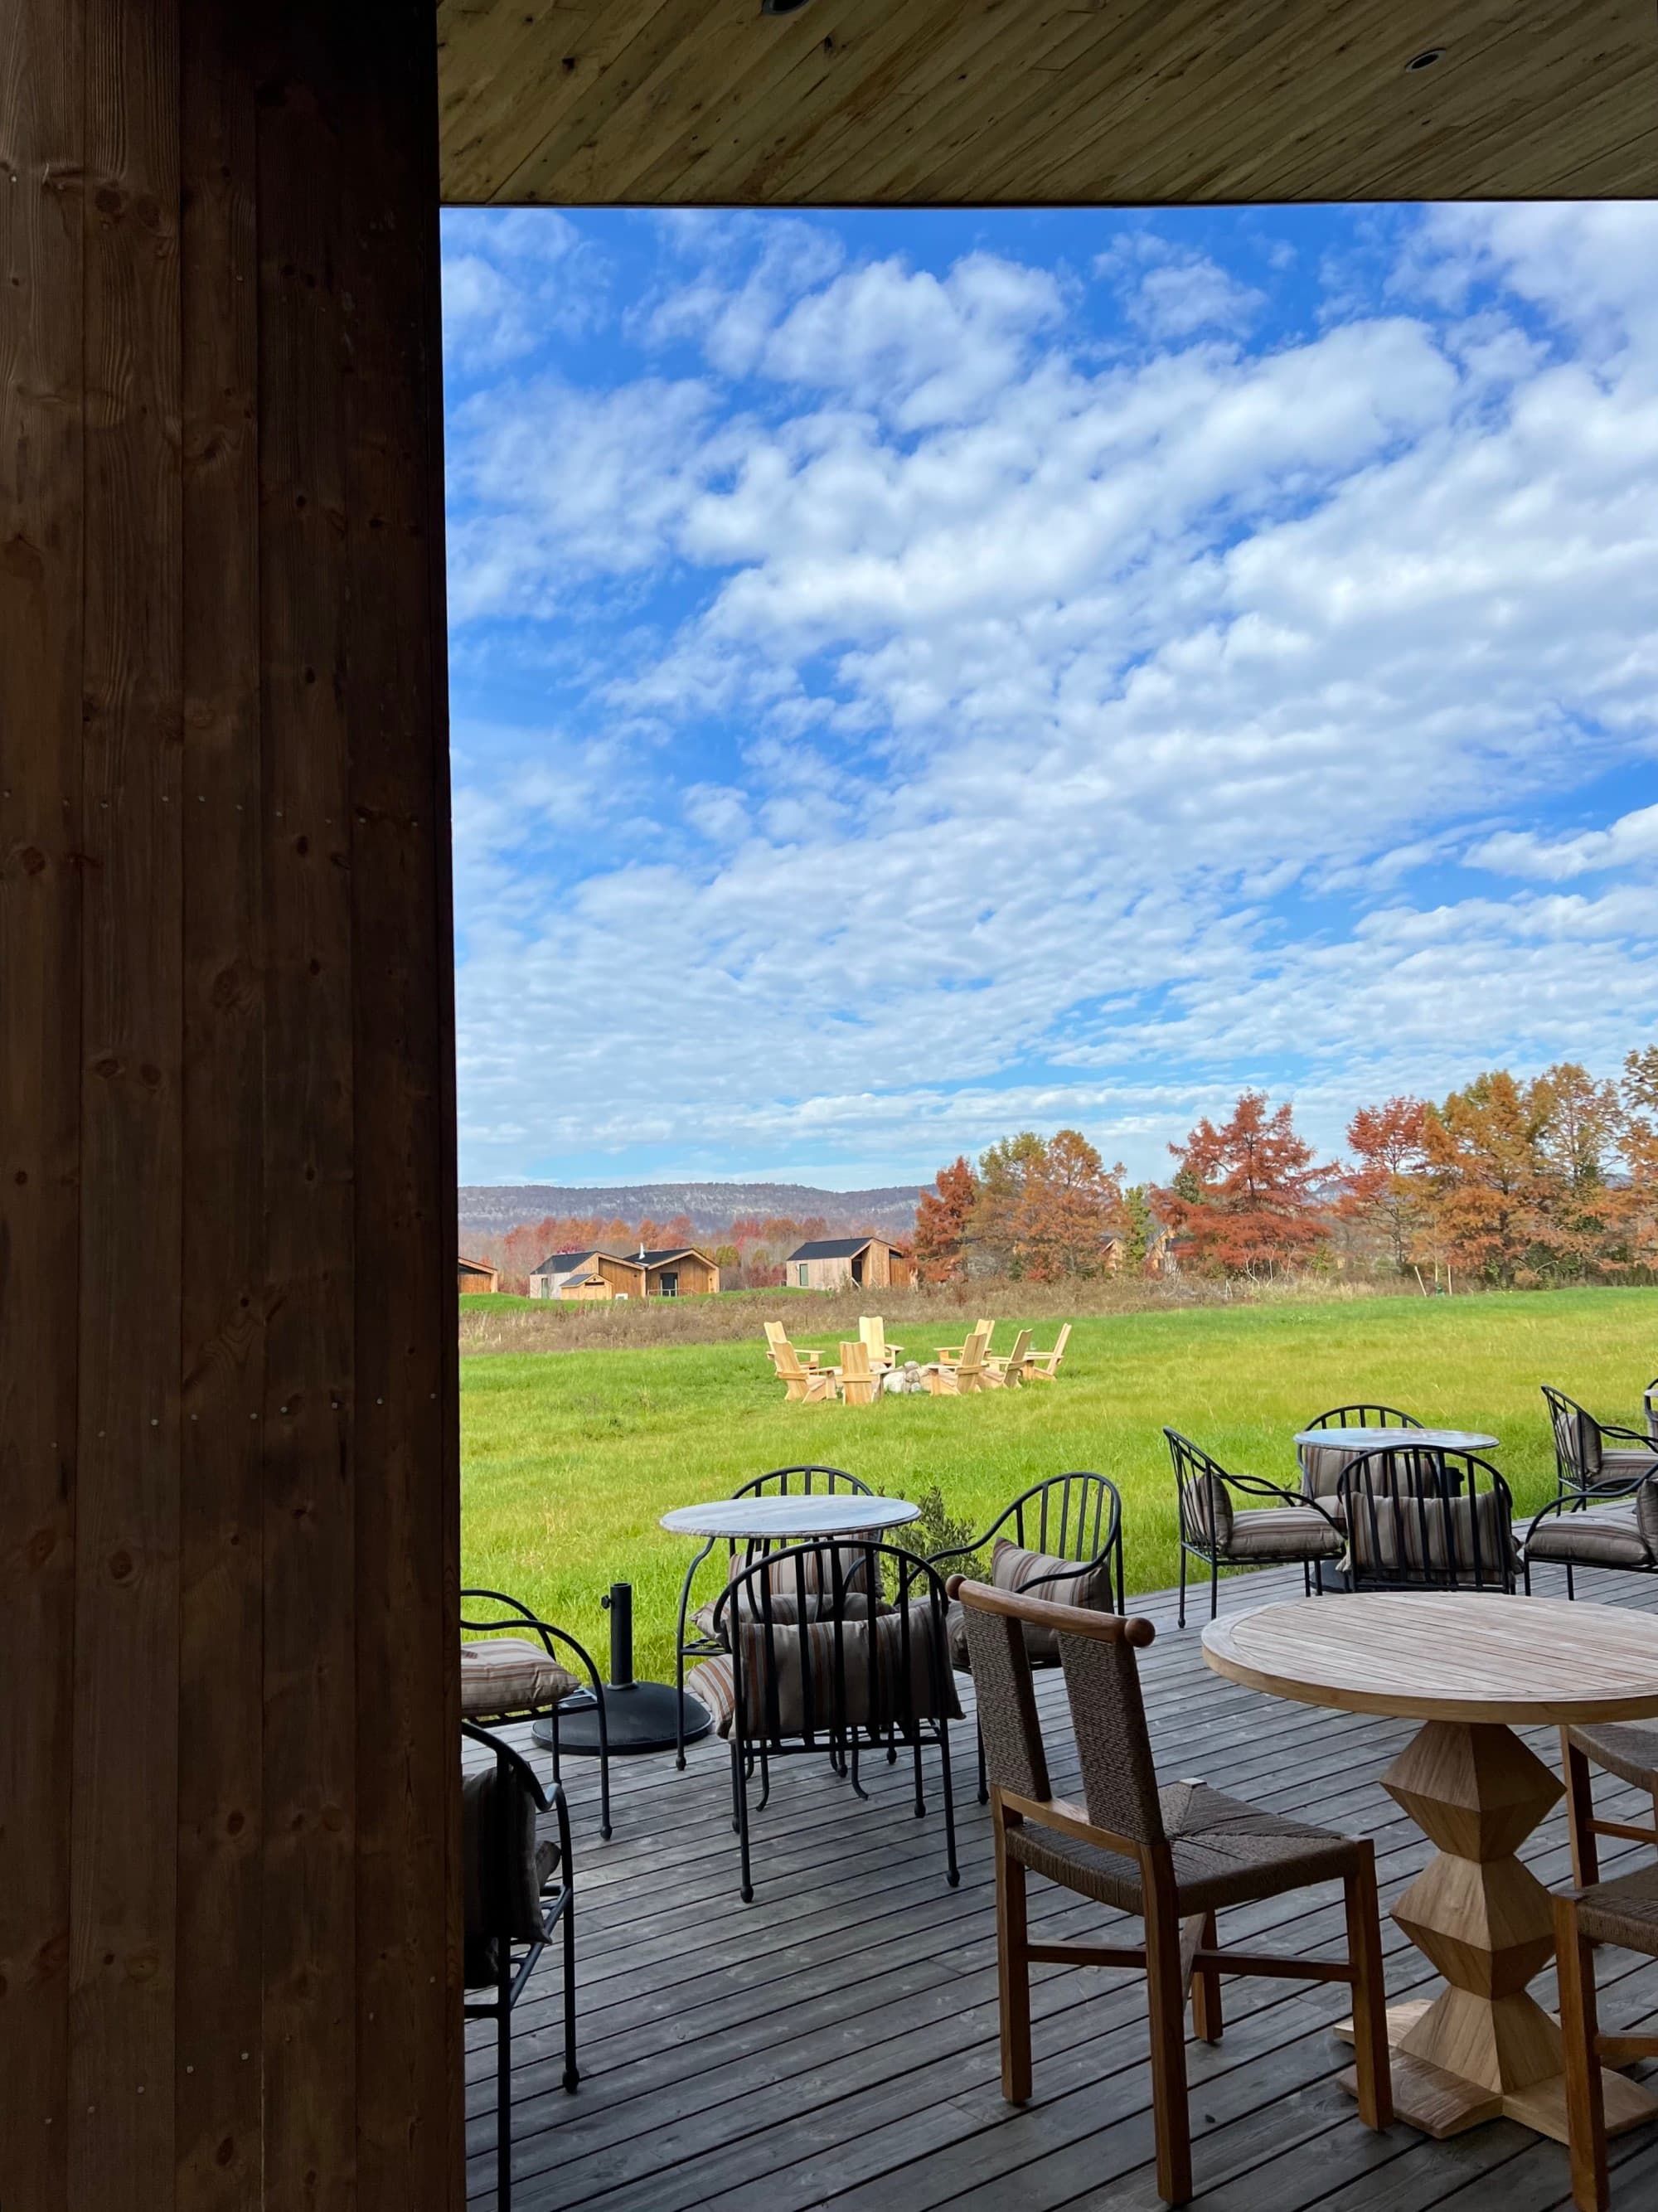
left=1571, top=1862, right=1658, bottom=1955
left=1567, top=1720, right=1658, bottom=1791
left=1525, top=1505, right=1652, bottom=1569
left=1222, top=1505, right=1344, bottom=1562
left=1346, top=1489, right=1517, bottom=1585
left=693, top=1589, right=888, bottom=1645
left=1006, top=1778, right=1363, bottom=1916
left=461, top=1756, right=558, bottom=1984
left=984, top=1535, right=1117, bottom=1661
left=686, top=1602, right=962, bottom=1741
left=459, top=1637, right=580, bottom=1719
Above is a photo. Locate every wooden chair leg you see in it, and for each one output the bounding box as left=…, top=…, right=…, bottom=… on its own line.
left=1189, top=1910, right=1222, bottom=2044
left=1563, top=1733, right=1601, bottom=1888
left=1554, top=1893, right=1609, bottom=2212
left=993, top=1812, right=1032, bottom=2103
left=1344, top=1853, right=1393, bottom=2130
left=1145, top=1886, right=1194, bottom=2207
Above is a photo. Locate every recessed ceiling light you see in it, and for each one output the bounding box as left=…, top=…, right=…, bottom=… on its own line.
left=761, top=0, right=816, bottom=13
left=1404, top=47, right=1447, bottom=71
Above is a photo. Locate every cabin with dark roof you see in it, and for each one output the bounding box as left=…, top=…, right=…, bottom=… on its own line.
left=528, top=1244, right=720, bottom=1300
left=786, top=1235, right=914, bottom=1293
left=457, top=1254, right=500, bottom=1295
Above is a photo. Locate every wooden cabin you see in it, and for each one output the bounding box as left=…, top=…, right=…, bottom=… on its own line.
left=528, top=1244, right=720, bottom=1300
left=10, top=3, right=1642, bottom=2204
left=457, top=1255, right=499, bottom=1295
left=786, top=1235, right=914, bottom=1293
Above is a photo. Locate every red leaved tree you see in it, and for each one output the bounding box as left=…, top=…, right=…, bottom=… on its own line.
left=1340, top=1096, right=1431, bottom=1273
left=1159, top=1093, right=1329, bottom=1278
left=914, top=1157, right=978, bottom=1283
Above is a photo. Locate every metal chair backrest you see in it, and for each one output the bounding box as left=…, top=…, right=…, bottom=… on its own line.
left=1543, top=1385, right=1607, bottom=1488
left=1647, top=1378, right=1658, bottom=1447
left=1165, top=1427, right=1234, bottom=1548
left=717, top=1540, right=954, bottom=1751
left=1339, top=1447, right=1515, bottom=1592
left=1000, top=1471, right=1122, bottom=1568
left=955, top=1579, right=1162, bottom=1845
left=735, top=1464, right=870, bottom=1501
left=1305, top=1404, right=1422, bottom=1430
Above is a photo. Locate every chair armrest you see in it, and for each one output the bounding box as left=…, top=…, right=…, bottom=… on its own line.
left=996, top=1784, right=1143, bottom=1861
left=1600, top=1422, right=1656, bottom=1448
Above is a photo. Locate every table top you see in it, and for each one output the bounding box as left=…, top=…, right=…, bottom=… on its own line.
left=660, top=1494, right=922, bottom=1541
left=1292, top=1426, right=1498, bottom=1452
left=1202, top=1592, right=1658, bottom=1725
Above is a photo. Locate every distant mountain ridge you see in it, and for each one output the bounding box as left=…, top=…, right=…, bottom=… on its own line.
left=457, top=1181, right=925, bottom=1239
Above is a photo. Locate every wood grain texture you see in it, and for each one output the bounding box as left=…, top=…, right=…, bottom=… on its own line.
left=73, top=1, right=185, bottom=2205
left=1203, top=1592, right=1658, bottom=1725
left=177, top=4, right=265, bottom=2202
left=0, top=0, right=85, bottom=2200
left=434, top=0, right=1658, bottom=206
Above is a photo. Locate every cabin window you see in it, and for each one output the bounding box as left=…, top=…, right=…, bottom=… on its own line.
left=658, top=1271, right=678, bottom=1298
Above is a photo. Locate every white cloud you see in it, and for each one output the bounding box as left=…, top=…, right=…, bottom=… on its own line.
left=444, top=208, right=1658, bottom=1181
left=1097, top=232, right=1265, bottom=340
left=1468, top=803, right=1658, bottom=881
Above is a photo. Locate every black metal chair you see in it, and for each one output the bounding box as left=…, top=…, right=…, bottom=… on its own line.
left=672, top=1464, right=871, bottom=1768
left=461, top=1589, right=612, bottom=1841
left=926, top=1472, right=1125, bottom=1801
left=1297, top=1404, right=1422, bottom=1501
left=1525, top=1467, right=1658, bottom=1599
left=462, top=1721, right=577, bottom=2212
left=685, top=1538, right=961, bottom=1902
left=1339, top=1447, right=1517, bottom=1594
left=1544, top=1384, right=1658, bottom=1497
left=1166, top=1429, right=1342, bottom=1627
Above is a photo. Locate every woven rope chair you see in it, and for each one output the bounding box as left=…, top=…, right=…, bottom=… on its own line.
left=1554, top=1865, right=1658, bottom=2209
left=953, top=1577, right=1390, bottom=2207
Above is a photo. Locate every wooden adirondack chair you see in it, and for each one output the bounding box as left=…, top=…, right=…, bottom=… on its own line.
left=771, top=1333, right=836, bottom=1403
left=929, top=1326, right=991, bottom=1395
left=858, top=1315, right=903, bottom=1370
left=984, top=1327, right=1033, bottom=1388
left=765, top=1319, right=822, bottom=1371
left=837, top=1341, right=879, bottom=1406
left=937, top=1319, right=995, bottom=1363
left=1025, top=1322, right=1071, bottom=1380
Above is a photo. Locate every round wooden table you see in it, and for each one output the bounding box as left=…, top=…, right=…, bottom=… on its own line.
left=1203, top=1592, right=1658, bottom=2145
left=659, top=1495, right=920, bottom=1541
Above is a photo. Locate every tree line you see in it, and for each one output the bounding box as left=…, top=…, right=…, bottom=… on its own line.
left=913, top=1047, right=1658, bottom=1289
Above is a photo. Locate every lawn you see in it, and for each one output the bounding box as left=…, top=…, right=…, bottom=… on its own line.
left=459, top=1287, right=1656, bottom=1681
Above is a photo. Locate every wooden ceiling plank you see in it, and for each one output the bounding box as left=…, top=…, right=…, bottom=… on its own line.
left=443, top=0, right=677, bottom=203
left=1018, top=2, right=1598, bottom=203
left=559, top=0, right=859, bottom=202
left=830, top=0, right=1326, bottom=206
left=720, top=0, right=1084, bottom=207
left=1231, top=21, right=1656, bottom=201
left=495, top=0, right=754, bottom=201
left=616, top=0, right=976, bottom=206
left=927, top=0, right=1438, bottom=207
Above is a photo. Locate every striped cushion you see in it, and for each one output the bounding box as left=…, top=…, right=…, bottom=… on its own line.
left=459, top=1637, right=580, bottom=1719
left=460, top=1756, right=558, bottom=1985
left=730, top=1542, right=882, bottom=1603
left=687, top=1603, right=962, bottom=1740
left=694, top=1590, right=889, bottom=1644
left=987, top=1535, right=1117, bottom=1661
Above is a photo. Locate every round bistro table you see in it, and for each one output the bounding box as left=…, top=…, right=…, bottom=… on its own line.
left=1203, top=1592, right=1658, bottom=2145
left=659, top=1494, right=921, bottom=1542
left=1293, top=1427, right=1499, bottom=1500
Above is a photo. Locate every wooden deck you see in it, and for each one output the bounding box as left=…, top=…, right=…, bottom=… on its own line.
left=468, top=1561, right=1658, bottom=2211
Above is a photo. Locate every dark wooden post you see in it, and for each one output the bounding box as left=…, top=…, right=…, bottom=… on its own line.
left=1, top=2, right=463, bottom=2206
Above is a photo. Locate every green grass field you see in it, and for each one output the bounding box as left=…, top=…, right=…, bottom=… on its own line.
left=460, top=1287, right=1656, bottom=1680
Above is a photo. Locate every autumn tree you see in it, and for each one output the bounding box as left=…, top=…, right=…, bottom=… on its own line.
left=1620, top=1043, right=1658, bottom=1265
left=1159, top=1092, right=1329, bottom=1278
left=914, top=1156, right=978, bottom=1283
left=1418, top=1070, right=1550, bottom=1285
left=1340, top=1096, right=1431, bottom=1273
left=972, top=1129, right=1124, bottom=1280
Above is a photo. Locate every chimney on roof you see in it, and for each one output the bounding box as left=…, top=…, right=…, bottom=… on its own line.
left=638, top=1240, right=646, bottom=1260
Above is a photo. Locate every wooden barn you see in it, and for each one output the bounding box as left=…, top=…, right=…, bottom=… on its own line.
left=457, top=1255, right=499, bottom=1295
left=528, top=1244, right=720, bottom=1300
left=787, top=1235, right=914, bottom=1293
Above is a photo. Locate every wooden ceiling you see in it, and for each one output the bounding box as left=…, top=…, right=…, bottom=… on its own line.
left=434, top=0, right=1658, bottom=208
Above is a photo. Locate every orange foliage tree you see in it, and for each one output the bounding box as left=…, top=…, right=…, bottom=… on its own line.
left=914, top=1156, right=978, bottom=1282
left=972, top=1129, right=1125, bottom=1281
left=1160, top=1092, right=1328, bottom=1278
left=1340, top=1096, right=1430, bottom=1273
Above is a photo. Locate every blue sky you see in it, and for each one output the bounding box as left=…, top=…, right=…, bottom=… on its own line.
left=440, top=202, right=1658, bottom=1191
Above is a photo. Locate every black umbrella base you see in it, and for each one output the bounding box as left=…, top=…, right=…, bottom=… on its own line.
left=534, top=1681, right=713, bottom=1757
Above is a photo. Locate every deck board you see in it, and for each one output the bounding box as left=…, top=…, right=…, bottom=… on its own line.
left=469, top=1560, right=1658, bottom=2210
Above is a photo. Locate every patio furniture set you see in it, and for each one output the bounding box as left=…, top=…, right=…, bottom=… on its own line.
left=460, top=1370, right=1658, bottom=2210
left=764, top=1314, right=1069, bottom=1402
